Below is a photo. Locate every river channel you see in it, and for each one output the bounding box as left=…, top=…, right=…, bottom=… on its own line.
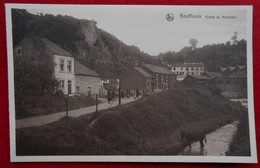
left=181, top=120, right=239, bottom=156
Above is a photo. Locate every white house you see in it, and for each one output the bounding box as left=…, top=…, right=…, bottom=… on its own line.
left=53, top=55, right=76, bottom=95
left=171, top=63, right=204, bottom=81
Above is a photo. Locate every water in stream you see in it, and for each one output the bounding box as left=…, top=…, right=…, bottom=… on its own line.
left=181, top=121, right=239, bottom=156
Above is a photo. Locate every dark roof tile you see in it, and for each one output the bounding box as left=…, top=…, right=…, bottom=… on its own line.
left=74, top=61, right=100, bottom=77
left=143, top=63, right=172, bottom=75
left=134, top=67, right=153, bottom=77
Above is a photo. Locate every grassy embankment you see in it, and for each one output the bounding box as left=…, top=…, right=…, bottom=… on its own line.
left=226, top=110, right=251, bottom=156
left=15, top=92, right=100, bottom=119
left=16, top=88, right=247, bottom=155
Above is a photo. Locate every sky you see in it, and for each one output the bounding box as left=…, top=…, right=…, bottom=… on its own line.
left=25, top=5, right=248, bottom=56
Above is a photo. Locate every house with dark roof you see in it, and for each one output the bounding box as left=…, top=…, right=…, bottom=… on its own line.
left=120, top=66, right=154, bottom=92
left=204, top=71, right=222, bottom=79
left=14, top=35, right=101, bottom=95
left=219, top=65, right=247, bottom=76
left=142, top=63, right=176, bottom=91
left=230, top=66, right=247, bottom=76
left=181, top=75, right=211, bottom=87
left=74, top=61, right=102, bottom=95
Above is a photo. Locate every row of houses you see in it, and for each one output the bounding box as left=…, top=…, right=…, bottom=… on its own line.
left=182, top=70, right=247, bottom=98
left=170, top=62, right=246, bottom=79
left=14, top=35, right=177, bottom=96
left=120, top=64, right=177, bottom=93
left=14, top=35, right=247, bottom=98
left=219, top=65, right=246, bottom=76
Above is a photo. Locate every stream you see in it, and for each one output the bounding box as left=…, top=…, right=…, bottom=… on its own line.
left=181, top=120, right=239, bottom=156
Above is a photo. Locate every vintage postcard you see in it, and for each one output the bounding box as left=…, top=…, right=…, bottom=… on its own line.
left=5, top=4, right=257, bottom=163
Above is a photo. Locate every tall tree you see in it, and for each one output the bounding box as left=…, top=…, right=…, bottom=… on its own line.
left=189, top=38, right=198, bottom=50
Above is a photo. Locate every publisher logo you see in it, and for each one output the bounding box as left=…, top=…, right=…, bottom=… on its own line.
left=166, top=13, right=174, bottom=22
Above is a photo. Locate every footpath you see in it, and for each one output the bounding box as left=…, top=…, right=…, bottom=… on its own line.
left=16, top=97, right=139, bottom=129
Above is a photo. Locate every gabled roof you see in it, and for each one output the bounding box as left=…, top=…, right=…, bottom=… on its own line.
left=134, top=67, right=153, bottom=78
left=143, top=63, right=173, bottom=75
left=220, top=67, right=228, bottom=72
left=172, top=63, right=204, bottom=68
left=171, top=63, right=186, bottom=67
left=190, top=75, right=211, bottom=80
left=209, top=76, right=247, bottom=83
left=237, top=66, right=246, bottom=70
left=204, top=71, right=222, bottom=78
left=184, top=63, right=204, bottom=67
left=16, top=35, right=73, bottom=57
left=228, top=66, right=237, bottom=71
left=41, top=38, right=73, bottom=57
left=74, top=61, right=100, bottom=77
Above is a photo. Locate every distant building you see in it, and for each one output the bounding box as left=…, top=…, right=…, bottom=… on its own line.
left=171, top=63, right=204, bottom=81
left=182, top=75, right=211, bottom=87
left=231, top=66, right=247, bottom=76
left=203, top=71, right=222, bottom=79
left=219, top=65, right=247, bottom=77
left=142, top=63, right=176, bottom=91
left=208, top=76, right=247, bottom=98
left=14, top=35, right=101, bottom=95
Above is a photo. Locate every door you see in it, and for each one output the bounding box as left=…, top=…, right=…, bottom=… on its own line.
left=162, top=83, right=164, bottom=91
left=68, top=80, right=72, bottom=94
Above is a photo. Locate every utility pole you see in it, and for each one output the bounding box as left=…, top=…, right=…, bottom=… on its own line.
left=66, top=96, right=68, bottom=117
left=118, top=86, right=121, bottom=105
left=96, top=94, right=98, bottom=112
left=118, top=79, right=121, bottom=105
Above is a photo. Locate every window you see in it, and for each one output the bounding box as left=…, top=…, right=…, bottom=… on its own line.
left=192, top=72, right=194, bottom=75
left=59, top=59, right=64, bottom=72
left=161, top=74, right=164, bottom=81
left=156, top=74, right=159, bottom=81
left=59, top=80, right=65, bottom=92
left=166, top=75, right=168, bottom=81
left=191, top=68, right=194, bottom=71
left=67, top=60, right=72, bottom=72
left=16, top=47, right=23, bottom=56
left=186, top=67, right=189, bottom=70
left=76, top=86, right=80, bottom=94
left=173, top=67, right=176, bottom=70
left=156, top=82, right=159, bottom=89
left=181, top=67, right=183, bottom=70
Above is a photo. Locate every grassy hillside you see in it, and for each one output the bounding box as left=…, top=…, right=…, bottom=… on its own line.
left=16, top=88, right=247, bottom=155
left=226, top=110, right=251, bottom=156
